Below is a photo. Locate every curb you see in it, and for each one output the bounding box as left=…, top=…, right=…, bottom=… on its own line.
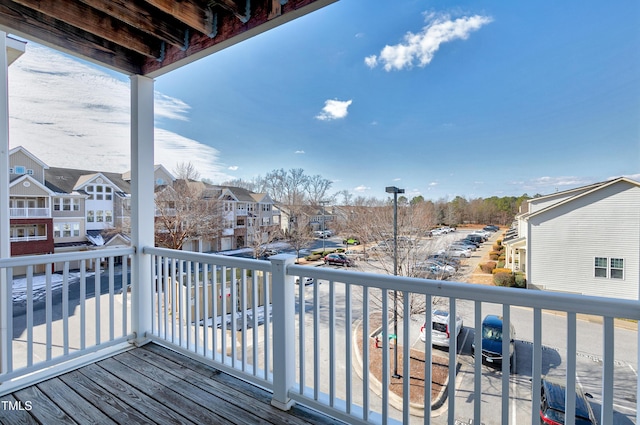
left=352, top=319, right=449, bottom=418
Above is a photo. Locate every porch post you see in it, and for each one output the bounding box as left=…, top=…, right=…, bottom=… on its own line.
left=0, top=31, right=10, bottom=373
left=130, top=75, right=155, bottom=345
left=269, top=254, right=296, bottom=410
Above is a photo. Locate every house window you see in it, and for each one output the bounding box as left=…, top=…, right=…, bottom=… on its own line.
left=610, top=258, right=624, bottom=279
left=27, top=169, right=34, bottom=175
left=594, top=257, right=607, bottom=278
left=105, top=210, right=112, bottom=222
left=96, top=210, right=104, bottom=222
left=62, top=223, right=72, bottom=237
left=87, top=210, right=94, bottom=222
left=595, top=257, right=625, bottom=279
left=237, top=217, right=245, bottom=226
left=15, top=166, right=25, bottom=174
left=9, top=168, right=13, bottom=174
left=54, top=224, right=61, bottom=238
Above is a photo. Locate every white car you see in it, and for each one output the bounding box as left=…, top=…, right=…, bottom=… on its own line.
left=295, top=276, right=315, bottom=285
left=444, top=246, right=472, bottom=258
left=420, top=310, right=464, bottom=347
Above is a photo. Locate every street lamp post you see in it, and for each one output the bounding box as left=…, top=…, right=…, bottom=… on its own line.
left=385, top=186, right=404, bottom=378
left=319, top=200, right=329, bottom=252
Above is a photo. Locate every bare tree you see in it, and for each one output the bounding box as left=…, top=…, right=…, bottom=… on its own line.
left=154, top=179, right=222, bottom=250
left=305, top=174, right=333, bottom=205
left=173, top=162, right=201, bottom=181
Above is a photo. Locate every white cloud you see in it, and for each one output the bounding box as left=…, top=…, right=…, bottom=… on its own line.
left=354, top=185, right=370, bottom=193
left=8, top=45, right=232, bottom=182
left=393, top=178, right=402, bottom=182
left=315, top=99, right=353, bottom=121
left=366, top=12, right=493, bottom=71
left=295, top=150, right=305, bottom=154
left=228, top=165, right=239, bottom=171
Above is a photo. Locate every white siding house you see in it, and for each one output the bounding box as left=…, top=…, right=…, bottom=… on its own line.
left=521, top=178, right=640, bottom=300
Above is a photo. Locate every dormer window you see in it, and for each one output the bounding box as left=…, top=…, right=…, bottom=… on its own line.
left=14, top=166, right=25, bottom=174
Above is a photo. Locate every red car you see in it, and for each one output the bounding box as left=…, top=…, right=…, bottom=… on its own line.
left=323, top=253, right=353, bottom=266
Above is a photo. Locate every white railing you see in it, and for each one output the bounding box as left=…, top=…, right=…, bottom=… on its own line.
left=143, top=249, right=640, bottom=425
left=9, top=235, right=48, bottom=242
left=1, top=246, right=638, bottom=424
left=0, top=248, right=134, bottom=394
left=9, top=207, right=50, bottom=217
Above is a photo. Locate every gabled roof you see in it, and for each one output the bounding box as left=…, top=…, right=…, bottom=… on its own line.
left=527, top=177, right=640, bottom=220
left=122, top=164, right=175, bottom=183
left=45, top=167, right=131, bottom=194
left=9, top=174, right=55, bottom=196
left=9, top=146, right=49, bottom=170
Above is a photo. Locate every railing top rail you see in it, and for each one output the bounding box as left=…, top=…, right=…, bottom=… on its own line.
left=0, top=247, right=135, bottom=268
left=287, top=263, right=640, bottom=321
left=143, top=246, right=272, bottom=272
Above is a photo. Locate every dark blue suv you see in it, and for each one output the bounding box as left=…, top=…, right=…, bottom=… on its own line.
left=472, top=315, right=516, bottom=368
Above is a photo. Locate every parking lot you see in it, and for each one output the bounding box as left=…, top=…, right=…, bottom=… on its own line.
left=310, top=229, right=638, bottom=424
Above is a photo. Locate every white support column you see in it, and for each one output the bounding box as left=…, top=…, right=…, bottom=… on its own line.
left=0, top=30, right=10, bottom=374
left=130, top=75, right=155, bottom=346
left=269, top=254, right=296, bottom=411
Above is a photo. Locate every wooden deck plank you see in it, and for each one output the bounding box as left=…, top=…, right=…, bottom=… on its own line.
left=80, top=362, right=196, bottom=425
left=127, top=346, right=313, bottom=425
left=58, top=369, right=159, bottom=424
left=3, top=343, right=344, bottom=425
left=0, top=394, right=38, bottom=425
left=112, top=351, right=270, bottom=425
left=98, top=356, right=232, bottom=425
left=143, top=344, right=343, bottom=425
left=36, top=377, right=118, bottom=425
left=11, top=384, right=77, bottom=424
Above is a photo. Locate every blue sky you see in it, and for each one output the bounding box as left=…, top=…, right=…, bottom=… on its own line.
left=8, top=0, right=640, bottom=201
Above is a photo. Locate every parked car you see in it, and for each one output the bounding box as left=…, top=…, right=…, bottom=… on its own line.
left=450, top=242, right=477, bottom=251
left=465, top=234, right=485, bottom=245
left=483, top=225, right=499, bottom=232
left=323, top=253, right=354, bottom=266
left=295, top=276, right=315, bottom=285
left=420, top=310, right=463, bottom=348
left=414, top=263, right=452, bottom=279
left=426, top=255, right=461, bottom=269
left=470, top=229, right=491, bottom=239
left=458, top=238, right=480, bottom=248
left=262, top=249, right=278, bottom=258
left=441, top=246, right=472, bottom=258
left=472, top=314, right=516, bottom=368
left=343, top=237, right=360, bottom=245
left=314, top=230, right=330, bottom=238
left=539, top=376, right=597, bottom=425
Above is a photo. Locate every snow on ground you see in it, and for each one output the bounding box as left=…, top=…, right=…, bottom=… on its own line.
left=12, top=271, right=91, bottom=303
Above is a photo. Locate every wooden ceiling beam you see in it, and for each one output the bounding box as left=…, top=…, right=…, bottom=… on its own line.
left=211, top=0, right=250, bottom=23
left=143, top=0, right=215, bottom=37
left=11, top=0, right=162, bottom=59
left=0, top=1, right=142, bottom=74
left=78, top=0, right=189, bottom=50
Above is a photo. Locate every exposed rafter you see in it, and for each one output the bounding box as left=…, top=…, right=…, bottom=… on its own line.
left=0, top=0, right=336, bottom=77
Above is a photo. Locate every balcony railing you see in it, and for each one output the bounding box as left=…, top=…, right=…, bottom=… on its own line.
left=9, top=208, right=50, bottom=218
left=9, top=235, right=48, bottom=242
left=1, top=247, right=639, bottom=425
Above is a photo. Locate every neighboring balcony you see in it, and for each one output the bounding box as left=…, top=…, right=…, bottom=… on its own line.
left=9, top=208, right=50, bottom=218
left=0, top=248, right=638, bottom=425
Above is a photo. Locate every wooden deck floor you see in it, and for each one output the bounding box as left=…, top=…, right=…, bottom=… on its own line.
left=0, top=343, right=341, bottom=425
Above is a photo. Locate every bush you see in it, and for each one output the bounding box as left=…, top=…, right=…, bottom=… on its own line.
left=492, top=243, right=503, bottom=252
left=496, top=239, right=502, bottom=246
left=498, top=254, right=506, bottom=262
left=514, top=272, right=527, bottom=288
left=489, top=251, right=500, bottom=260
left=480, top=261, right=497, bottom=273
left=306, top=254, right=322, bottom=261
left=494, top=272, right=515, bottom=287
left=497, top=260, right=505, bottom=268
left=492, top=267, right=512, bottom=275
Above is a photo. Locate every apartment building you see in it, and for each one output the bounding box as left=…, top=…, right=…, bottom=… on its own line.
left=8, top=146, right=280, bottom=269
